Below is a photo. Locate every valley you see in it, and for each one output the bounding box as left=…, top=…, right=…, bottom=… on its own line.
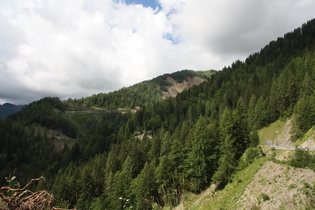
left=1, top=19, right=315, bottom=209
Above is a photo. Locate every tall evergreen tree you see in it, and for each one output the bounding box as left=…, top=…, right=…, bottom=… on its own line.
left=184, top=116, right=219, bottom=192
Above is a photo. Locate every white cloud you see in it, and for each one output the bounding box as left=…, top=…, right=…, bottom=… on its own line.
left=0, top=0, right=314, bottom=104
left=167, top=0, right=315, bottom=59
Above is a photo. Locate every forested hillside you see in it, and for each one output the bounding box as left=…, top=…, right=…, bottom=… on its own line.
left=1, top=19, right=315, bottom=209
left=68, top=69, right=214, bottom=110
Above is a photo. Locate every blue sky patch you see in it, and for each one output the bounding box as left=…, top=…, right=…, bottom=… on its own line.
left=124, top=0, right=162, bottom=11
left=163, top=33, right=181, bottom=45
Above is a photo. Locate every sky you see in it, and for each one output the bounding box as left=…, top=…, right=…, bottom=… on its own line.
left=0, top=0, right=314, bottom=104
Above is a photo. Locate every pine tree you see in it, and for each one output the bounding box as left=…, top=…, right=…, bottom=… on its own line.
left=213, top=99, right=250, bottom=187
left=248, top=94, right=257, bottom=129
left=131, top=162, right=157, bottom=209
left=232, top=97, right=250, bottom=159
left=184, top=116, right=219, bottom=192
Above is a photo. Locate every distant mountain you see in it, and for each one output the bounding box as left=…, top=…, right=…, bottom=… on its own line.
left=0, top=103, right=26, bottom=120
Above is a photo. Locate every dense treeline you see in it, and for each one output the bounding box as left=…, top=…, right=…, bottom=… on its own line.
left=75, top=81, right=162, bottom=110
left=1, top=19, right=315, bottom=209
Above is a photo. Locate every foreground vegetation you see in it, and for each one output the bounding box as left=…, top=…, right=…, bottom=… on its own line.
left=179, top=153, right=315, bottom=209
left=1, top=19, right=315, bottom=209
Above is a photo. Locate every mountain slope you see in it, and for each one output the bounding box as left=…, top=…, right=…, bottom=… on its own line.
left=70, top=69, right=215, bottom=110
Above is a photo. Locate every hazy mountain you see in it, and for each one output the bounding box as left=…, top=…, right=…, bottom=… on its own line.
left=0, top=103, right=25, bottom=120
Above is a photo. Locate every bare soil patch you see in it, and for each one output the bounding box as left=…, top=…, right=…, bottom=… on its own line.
left=162, top=77, right=206, bottom=98
left=275, top=118, right=294, bottom=147
left=300, top=133, right=315, bottom=148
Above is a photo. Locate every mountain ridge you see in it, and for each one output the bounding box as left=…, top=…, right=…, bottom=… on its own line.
left=68, top=69, right=215, bottom=110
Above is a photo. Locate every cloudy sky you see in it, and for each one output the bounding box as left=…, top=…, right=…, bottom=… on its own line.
left=1, top=0, right=314, bottom=104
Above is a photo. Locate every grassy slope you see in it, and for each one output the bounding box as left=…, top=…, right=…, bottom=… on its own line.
left=177, top=158, right=267, bottom=210
left=259, top=120, right=287, bottom=145
left=294, top=127, right=315, bottom=148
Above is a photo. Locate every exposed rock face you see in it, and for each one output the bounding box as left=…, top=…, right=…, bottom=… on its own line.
left=162, top=76, right=206, bottom=98
left=30, top=124, right=73, bottom=152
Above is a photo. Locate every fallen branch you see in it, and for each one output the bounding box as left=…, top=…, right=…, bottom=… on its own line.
left=0, top=176, right=54, bottom=210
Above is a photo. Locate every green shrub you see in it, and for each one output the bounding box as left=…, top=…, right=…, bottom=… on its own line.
left=258, top=193, right=270, bottom=201
left=288, top=184, right=297, bottom=189
left=290, top=149, right=315, bottom=170
left=238, top=147, right=263, bottom=170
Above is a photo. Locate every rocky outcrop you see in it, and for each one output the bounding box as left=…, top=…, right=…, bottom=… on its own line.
left=161, top=76, right=206, bottom=98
